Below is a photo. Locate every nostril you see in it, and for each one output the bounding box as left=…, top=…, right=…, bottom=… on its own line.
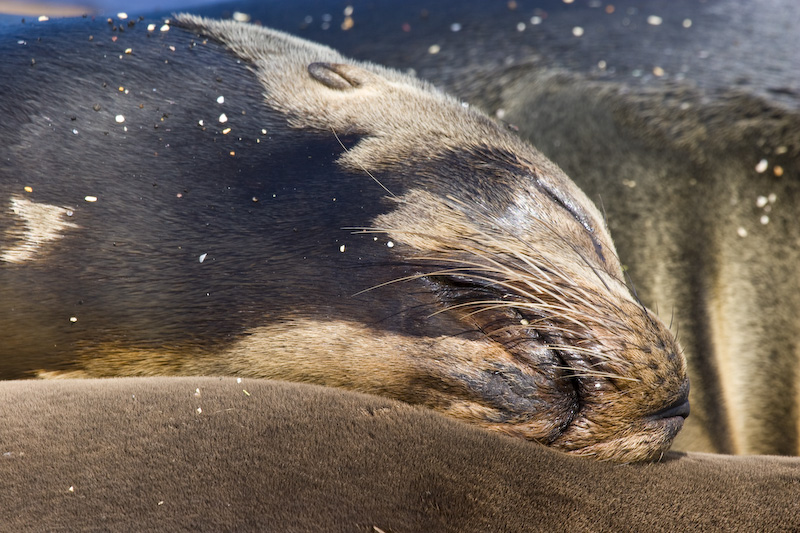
left=653, top=398, right=690, bottom=420
left=650, top=381, right=690, bottom=420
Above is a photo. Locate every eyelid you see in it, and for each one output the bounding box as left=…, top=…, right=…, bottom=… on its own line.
left=533, top=177, right=607, bottom=264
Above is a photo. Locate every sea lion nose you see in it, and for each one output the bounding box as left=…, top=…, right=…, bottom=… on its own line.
left=649, top=380, right=690, bottom=420
left=654, top=398, right=691, bottom=420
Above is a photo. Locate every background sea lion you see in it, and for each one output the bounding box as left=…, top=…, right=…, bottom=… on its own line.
left=0, top=15, right=688, bottom=461
left=175, top=0, right=800, bottom=456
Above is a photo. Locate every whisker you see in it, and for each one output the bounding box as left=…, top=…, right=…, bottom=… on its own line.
left=544, top=344, right=629, bottom=365
left=551, top=366, right=640, bottom=382
left=332, top=127, right=396, bottom=198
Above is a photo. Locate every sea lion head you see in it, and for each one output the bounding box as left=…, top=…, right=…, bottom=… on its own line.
left=173, top=15, right=689, bottom=462
left=366, top=154, right=690, bottom=463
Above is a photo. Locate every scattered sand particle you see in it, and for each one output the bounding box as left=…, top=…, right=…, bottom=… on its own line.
left=117, top=12, right=128, bottom=20
left=218, top=113, right=228, bottom=123
left=115, top=115, right=125, bottom=123
left=572, top=26, right=584, bottom=37
left=84, top=196, right=98, bottom=202
left=24, top=186, right=33, bottom=193
left=755, top=159, right=768, bottom=173
left=647, top=15, right=663, bottom=25
left=160, top=24, right=170, bottom=32
left=737, top=227, right=748, bottom=238
left=339, top=245, right=346, bottom=252
left=69, top=317, right=77, bottom=323
left=38, top=16, right=49, bottom=22
left=760, top=215, right=769, bottom=225
left=773, top=166, right=784, bottom=177
left=147, top=24, right=156, bottom=31
left=428, top=44, right=441, bottom=54
left=216, top=96, right=224, bottom=104
left=199, top=253, right=207, bottom=263
left=682, top=19, right=692, bottom=28
left=756, top=196, right=768, bottom=208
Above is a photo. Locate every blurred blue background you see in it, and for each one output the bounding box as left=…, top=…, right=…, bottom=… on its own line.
left=0, top=0, right=223, bottom=17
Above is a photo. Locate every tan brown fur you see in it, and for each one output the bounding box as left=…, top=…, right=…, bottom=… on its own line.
left=173, top=14, right=601, bottom=236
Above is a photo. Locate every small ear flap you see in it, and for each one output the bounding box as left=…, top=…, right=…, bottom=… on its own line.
left=307, top=62, right=378, bottom=90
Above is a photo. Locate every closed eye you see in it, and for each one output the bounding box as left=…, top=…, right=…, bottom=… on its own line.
left=533, top=176, right=607, bottom=264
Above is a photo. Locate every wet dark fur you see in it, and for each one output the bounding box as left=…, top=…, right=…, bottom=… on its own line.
left=0, top=20, right=388, bottom=367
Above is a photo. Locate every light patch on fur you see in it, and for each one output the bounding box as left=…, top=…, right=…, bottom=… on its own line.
left=72, top=318, right=507, bottom=387
left=1, top=196, right=78, bottom=263
left=69, top=318, right=568, bottom=440
left=34, top=369, right=92, bottom=379
left=172, top=15, right=599, bottom=218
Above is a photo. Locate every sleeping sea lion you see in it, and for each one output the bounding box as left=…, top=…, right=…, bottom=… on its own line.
left=0, top=14, right=687, bottom=462
left=205, top=0, right=800, bottom=456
